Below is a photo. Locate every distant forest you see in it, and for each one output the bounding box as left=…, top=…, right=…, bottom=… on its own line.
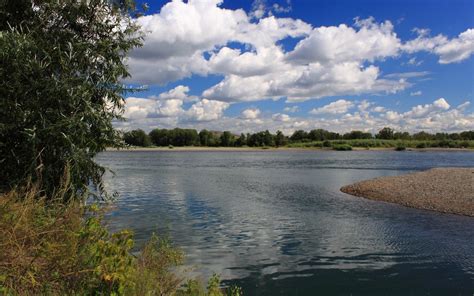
left=122, top=128, right=474, bottom=149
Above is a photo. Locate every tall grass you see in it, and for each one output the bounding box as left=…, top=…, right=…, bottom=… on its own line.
left=0, top=182, right=241, bottom=295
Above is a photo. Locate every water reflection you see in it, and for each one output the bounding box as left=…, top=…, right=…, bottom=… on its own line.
left=97, top=151, right=474, bottom=295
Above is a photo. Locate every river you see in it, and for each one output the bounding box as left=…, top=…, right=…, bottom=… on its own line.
left=97, top=150, right=474, bottom=295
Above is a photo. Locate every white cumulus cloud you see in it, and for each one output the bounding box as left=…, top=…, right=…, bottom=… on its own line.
left=272, top=113, right=291, bottom=122
left=402, top=28, right=474, bottom=64
left=284, top=105, right=299, bottom=113
left=372, top=106, right=386, bottom=113
left=127, top=2, right=438, bottom=103
left=185, top=99, right=230, bottom=122
left=287, top=17, right=400, bottom=64
left=157, top=85, right=197, bottom=102
left=121, top=1, right=473, bottom=132
left=119, top=97, right=473, bottom=135
left=241, top=108, right=261, bottom=119
left=127, top=0, right=310, bottom=85
left=123, top=87, right=228, bottom=123
left=309, top=99, right=355, bottom=115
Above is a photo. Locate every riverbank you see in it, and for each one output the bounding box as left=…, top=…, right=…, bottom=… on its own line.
left=0, top=184, right=239, bottom=295
left=341, top=168, right=474, bottom=217
left=107, top=146, right=474, bottom=152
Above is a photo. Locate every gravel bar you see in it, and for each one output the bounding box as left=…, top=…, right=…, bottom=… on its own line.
left=341, top=168, right=474, bottom=217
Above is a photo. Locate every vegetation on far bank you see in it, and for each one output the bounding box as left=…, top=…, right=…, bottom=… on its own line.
left=123, top=127, right=474, bottom=150
left=286, top=139, right=474, bottom=149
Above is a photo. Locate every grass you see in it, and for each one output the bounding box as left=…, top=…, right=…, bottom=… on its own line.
left=286, top=142, right=324, bottom=148
left=0, top=181, right=241, bottom=296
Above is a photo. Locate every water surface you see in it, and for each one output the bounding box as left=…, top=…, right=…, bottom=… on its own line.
left=97, top=150, right=474, bottom=295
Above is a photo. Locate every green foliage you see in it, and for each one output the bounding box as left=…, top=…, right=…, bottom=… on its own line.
left=332, top=144, right=353, bottom=151
left=150, top=129, right=171, bottom=146
left=460, top=130, right=474, bottom=140
left=287, top=141, right=323, bottom=148
left=149, top=128, right=200, bottom=146
left=376, top=127, right=395, bottom=139
left=342, top=130, right=373, bottom=140
left=0, top=183, right=139, bottom=295
left=415, top=142, right=427, bottom=149
left=286, top=139, right=474, bottom=149
left=395, top=145, right=406, bottom=151
left=220, top=131, right=234, bottom=147
left=178, top=275, right=242, bottom=296
left=412, top=131, right=433, bottom=141
left=322, top=140, right=332, bottom=147
left=275, top=130, right=287, bottom=147
left=308, top=129, right=339, bottom=141
left=129, top=127, right=474, bottom=149
left=393, top=131, right=411, bottom=140
left=226, top=285, right=244, bottom=296
left=123, top=129, right=151, bottom=147
left=123, top=234, right=184, bottom=295
left=245, top=130, right=275, bottom=147
left=290, top=130, right=308, bottom=141
left=198, top=129, right=214, bottom=146
left=0, top=184, right=240, bottom=296
left=0, top=0, right=143, bottom=198
left=234, top=133, right=247, bottom=147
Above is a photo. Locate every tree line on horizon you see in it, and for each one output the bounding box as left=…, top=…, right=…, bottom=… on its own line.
left=123, top=127, right=474, bottom=147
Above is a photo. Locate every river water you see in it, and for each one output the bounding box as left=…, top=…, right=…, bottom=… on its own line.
left=97, top=150, right=474, bottom=295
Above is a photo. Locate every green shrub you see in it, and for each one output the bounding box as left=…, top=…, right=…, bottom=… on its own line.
left=333, top=144, right=352, bottom=151
left=0, top=184, right=241, bottom=296
left=309, top=142, right=323, bottom=148
left=124, top=129, right=152, bottom=147
left=286, top=141, right=323, bottom=148
left=322, top=140, right=332, bottom=147
left=416, top=142, right=427, bottom=149
left=395, top=145, right=406, bottom=151
left=178, top=275, right=242, bottom=296
left=437, top=140, right=451, bottom=147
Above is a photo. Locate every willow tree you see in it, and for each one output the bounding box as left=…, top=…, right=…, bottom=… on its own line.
left=0, top=0, right=143, bottom=198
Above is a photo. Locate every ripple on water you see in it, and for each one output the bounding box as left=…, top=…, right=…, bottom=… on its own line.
left=98, top=150, right=474, bottom=295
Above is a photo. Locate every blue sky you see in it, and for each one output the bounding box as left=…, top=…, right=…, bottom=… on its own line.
left=120, top=0, right=473, bottom=134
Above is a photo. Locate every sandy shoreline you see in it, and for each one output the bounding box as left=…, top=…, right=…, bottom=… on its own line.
left=106, top=146, right=474, bottom=152
left=107, top=146, right=298, bottom=152
left=341, top=168, right=474, bottom=217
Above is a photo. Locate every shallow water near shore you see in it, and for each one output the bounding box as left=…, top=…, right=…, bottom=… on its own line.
left=97, top=150, right=474, bottom=295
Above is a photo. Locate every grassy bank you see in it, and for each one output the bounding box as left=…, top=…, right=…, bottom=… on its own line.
left=286, top=139, right=474, bottom=150
left=115, top=139, right=474, bottom=152
left=0, top=184, right=241, bottom=296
